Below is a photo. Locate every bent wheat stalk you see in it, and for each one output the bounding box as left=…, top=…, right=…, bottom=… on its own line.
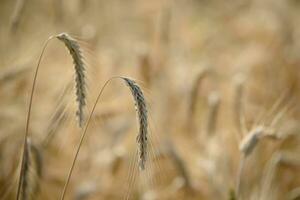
left=17, top=33, right=86, bottom=200
left=60, top=77, right=148, bottom=200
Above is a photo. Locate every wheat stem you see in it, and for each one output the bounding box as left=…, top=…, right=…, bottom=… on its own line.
left=16, top=36, right=54, bottom=200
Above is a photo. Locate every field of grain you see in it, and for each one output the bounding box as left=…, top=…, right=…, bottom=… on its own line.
left=1, top=0, right=300, bottom=199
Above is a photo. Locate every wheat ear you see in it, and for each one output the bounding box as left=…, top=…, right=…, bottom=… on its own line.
left=17, top=33, right=86, bottom=199
left=123, top=78, right=148, bottom=170
left=56, top=33, right=86, bottom=128
left=19, top=138, right=43, bottom=200
left=60, top=76, right=148, bottom=200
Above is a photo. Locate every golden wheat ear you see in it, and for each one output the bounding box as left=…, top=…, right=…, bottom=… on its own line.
left=56, top=33, right=87, bottom=128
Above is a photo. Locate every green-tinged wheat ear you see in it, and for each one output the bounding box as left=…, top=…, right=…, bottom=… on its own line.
left=228, top=189, right=237, bottom=200
left=56, top=33, right=86, bottom=128
left=19, top=138, right=43, bottom=200
left=122, top=78, right=148, bottom=170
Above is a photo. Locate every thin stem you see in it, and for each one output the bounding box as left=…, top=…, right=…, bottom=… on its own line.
left=16, top=36, right=54, bottom=200
left=236, top=156, right=245, bottom=199
left=60, top=76, right=121, bottom=200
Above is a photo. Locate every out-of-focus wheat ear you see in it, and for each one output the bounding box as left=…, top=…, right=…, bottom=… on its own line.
left=206, top=91, right=220, bottom=136
left=233, top=74, right=246, bottom=138
left=19, top=138, right=43, bottom=200
left=56, top=33, right=87, bottom=128
left=138, top=53, right=152, bottom=87
left=122, top=78, right=148, bottom=171
left=228, top=189, right=237, bottom=200
left=188, top=67, right=209, bottom=120
left=10, top=0, right=27, bottom=32
left=287, top=187, right=300, bottom=200
left=239, top=126, right=264, bottom=157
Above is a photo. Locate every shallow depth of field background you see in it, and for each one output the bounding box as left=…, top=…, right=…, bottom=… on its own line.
left=1, top=0, right=300, bottom=199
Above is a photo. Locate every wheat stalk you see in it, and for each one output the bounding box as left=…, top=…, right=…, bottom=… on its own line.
left=60, top=76, right=148, bottom=200
left=56, top=33, right=86, bottom=128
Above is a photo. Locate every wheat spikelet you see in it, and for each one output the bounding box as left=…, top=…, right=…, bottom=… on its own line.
left=19, top=138, right=42, bottom=200
left=122, top=78, right=148, bottom=170
left=56, top=33, right=86, bottom=128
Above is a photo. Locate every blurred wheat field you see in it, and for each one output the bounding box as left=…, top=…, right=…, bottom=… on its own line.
left=1, top=0, right=300, bottom=199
